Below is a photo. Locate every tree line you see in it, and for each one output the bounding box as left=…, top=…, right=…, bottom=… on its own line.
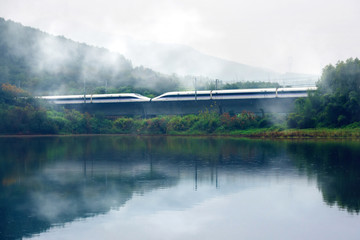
left=287, top=58, right=360, bottom=128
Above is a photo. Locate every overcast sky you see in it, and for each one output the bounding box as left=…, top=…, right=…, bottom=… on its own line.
left=1, top=0, right=359, bottom=75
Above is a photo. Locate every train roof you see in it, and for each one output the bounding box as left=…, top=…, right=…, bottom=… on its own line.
left=90, top=93, right=149, bottom=98
left=211, top=87, right=317, bottom=93
left=36, top=94, right=84, bottom=100
left=37, top=93, right=150, bottom=100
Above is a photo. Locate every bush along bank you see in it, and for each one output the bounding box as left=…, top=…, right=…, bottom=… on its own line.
left=113, top=110, right=275, bottom=135
left=2, top=104, right=360, bottom=137
left=1, top=97, right=360, bottom=137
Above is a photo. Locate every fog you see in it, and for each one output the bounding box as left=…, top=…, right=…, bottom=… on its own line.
left=1, top=0, right=359, bottom=77
left=0, top=18, right=182, bottom=95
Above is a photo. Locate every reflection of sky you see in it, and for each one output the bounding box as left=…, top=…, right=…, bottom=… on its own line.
left=3, top=137, right=360, bottom=239
left=27, top=174, right=360, bottom=240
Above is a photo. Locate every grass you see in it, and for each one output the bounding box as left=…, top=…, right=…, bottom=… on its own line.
left=162, top=128, right=360, bottom=138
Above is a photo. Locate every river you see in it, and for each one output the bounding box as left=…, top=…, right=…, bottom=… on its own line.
left=0, top=136, right=359, bottom=240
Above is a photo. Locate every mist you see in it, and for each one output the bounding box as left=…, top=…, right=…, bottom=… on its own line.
left=115, top=37, right=318, bottom=86
left=0, top=18, right=181, bottom=96
left=1, top=0, right=359, bottom=78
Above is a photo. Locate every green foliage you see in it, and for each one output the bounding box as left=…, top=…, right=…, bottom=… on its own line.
left=146, top=117, right=169, bottom=134
left=220, top=111, right=259, bottom=130
left=197, top=80, right=281, bottom=91
left=343, top=121, right=360, bottom=129
left=110, top=110, right=271, bottom=135
left=167, top=115, right=199, bottom=132
left=288, top=58, right=360, bottom=128
left=191, top=110, right=220, bottom=133
left=114, top=118, right=135, bottom=133
left=47, top=110, right=70, bottom=133
left=222, top=81, right=281, bottom=90
left=88, top=114, right=113, bottom=134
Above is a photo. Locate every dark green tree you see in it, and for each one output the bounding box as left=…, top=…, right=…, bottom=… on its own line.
left=288, top=58, right=360, bottom=128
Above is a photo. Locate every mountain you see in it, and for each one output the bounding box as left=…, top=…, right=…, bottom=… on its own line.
left=121, top=38, right=318, bottom=86
left=0, top=18, right=180, bottom=95
left=0, top=18, right=317, bottom=96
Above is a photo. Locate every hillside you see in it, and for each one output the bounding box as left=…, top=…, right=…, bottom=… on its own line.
left=0, top=18, right=180, bottom=95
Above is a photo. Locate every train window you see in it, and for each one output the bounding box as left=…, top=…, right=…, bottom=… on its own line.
left=160, top=93, right=210, bottom=98
left=91, top=96, right=137, bottom=100
left=214, top=91, right=275, bottom=96
left=278, top=91, right=305, bottom=94
left=54, top=98, right=86, bottom=101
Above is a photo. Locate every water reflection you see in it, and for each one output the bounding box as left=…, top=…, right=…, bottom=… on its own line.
left=286, top=140, right=360, bottom=213
left=0, top=137, right=359, bottom=239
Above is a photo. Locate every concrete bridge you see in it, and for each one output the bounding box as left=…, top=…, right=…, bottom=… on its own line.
left=42, top=87, right=315, bottom=117
left=54, top=97, right=299, bottom=117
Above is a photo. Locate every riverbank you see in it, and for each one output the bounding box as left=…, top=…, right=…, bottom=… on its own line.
left=162, top=128, right=360, bottom=138
left=225, top=128, right=360, bottom=138
left=1, top=128, right=360, bottom=139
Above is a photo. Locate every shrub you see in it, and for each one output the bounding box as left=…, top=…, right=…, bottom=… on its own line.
left=147, top=117, right=168, bottom=134
left=191, top=110, right=220, bottom=133
left=114, top=118, right=135, bottom=132
left=167, top=115, right=199, bottom=132
left=220, top=111, right=259, bottom=130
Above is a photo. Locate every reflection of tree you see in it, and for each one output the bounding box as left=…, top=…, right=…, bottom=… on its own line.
left=0, top=161, right=176, bottom=240
left=287, top=141, right=360, bottom=214
left=0, top=137, right=177, bottom=240
left=0, top=136, right=288, bottom=239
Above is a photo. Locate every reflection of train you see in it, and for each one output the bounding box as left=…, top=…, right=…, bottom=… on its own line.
left=38, top=87, right=317, bottom=104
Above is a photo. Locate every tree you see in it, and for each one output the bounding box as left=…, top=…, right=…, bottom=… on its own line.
left=288, top=58, right=360, bottom=128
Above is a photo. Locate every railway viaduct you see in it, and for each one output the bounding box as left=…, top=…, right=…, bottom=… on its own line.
left=54, top=97, right=299, bottom=117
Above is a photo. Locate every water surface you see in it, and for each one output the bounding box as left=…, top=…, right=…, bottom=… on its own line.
left=0, top=136, right=359, bottom=240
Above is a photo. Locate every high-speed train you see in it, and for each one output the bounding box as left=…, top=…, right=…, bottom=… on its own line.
left=37, top=87, right=316, bottom=104
left=151, top=87, right=317, bottom=101
left=38, top=93, right=151, bottom=104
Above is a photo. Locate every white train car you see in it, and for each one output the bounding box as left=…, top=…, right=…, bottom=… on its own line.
left=275, top=87, right=317, bottom=98
left=151, top=87, right=317, bottom=102
left=210, top=88, right=277, bottom=100
left=38, top=93, right=151, bottom=104
left=151, top=90, right=213, bottom=101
